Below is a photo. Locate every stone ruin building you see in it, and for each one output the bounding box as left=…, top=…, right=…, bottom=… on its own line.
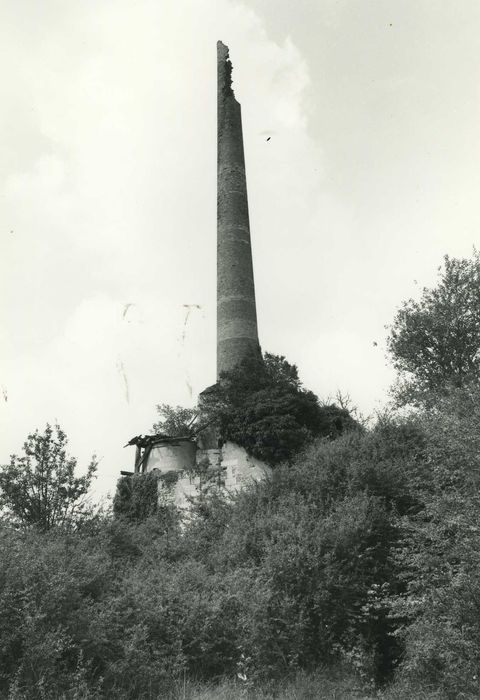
left=123, top=42, right=270, bottom=508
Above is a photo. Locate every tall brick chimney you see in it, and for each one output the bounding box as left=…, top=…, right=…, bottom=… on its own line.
left=217, top=41, right=260, bottom=378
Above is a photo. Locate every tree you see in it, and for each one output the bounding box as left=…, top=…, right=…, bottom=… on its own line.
left=0, top=424, right=97, bottom=531
left=152, top=403, right=197, bottom=436
left=387, top=252, right=480, bottom=405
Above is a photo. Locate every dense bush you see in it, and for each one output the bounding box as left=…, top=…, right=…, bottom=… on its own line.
left=387, top=384, right=480, bottom=697
left=0, top=412, right=428, bottom=698
left=0, top=525, right=110, bottom=698
left=5, top=355, right=480, bottom=695
left=200, top=351, right=357, bottom=465
left=113, top=471, right=161, bottom=522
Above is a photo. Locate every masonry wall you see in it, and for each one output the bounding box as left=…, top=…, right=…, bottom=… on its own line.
left=150, top=438, right=270, bottom=510
left=146, top=440, right=196, bottom=474
left=221, top=441, right=272, bottom=491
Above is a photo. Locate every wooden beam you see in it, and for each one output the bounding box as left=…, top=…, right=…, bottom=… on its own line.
left=134, top=445, right=142, bottom=473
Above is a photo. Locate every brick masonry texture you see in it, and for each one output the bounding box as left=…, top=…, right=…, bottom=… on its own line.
left=217, top=40, right=260, bottom=377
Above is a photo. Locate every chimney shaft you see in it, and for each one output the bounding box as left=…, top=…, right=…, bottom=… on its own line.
left=217, top=41, right=260, bottom=378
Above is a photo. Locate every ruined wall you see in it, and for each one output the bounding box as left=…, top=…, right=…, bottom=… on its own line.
left=146, top=440, right=196, bottom=474
left=221, top=441, right=272, bottom=491
left=150, top=438, right=270, bottom=510
left=217, top=41, right=260, bottom=378
left=170, top=474, right=201, bottom=512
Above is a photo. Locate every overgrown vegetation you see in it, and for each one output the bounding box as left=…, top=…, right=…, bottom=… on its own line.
left=200, top=351, right=357, bottom=465
left=387, top=251, right=480, bottom=405
left=0, top=424, right=97, bottom=532
left=2, top=253, right=480, bottom=698
left=113, top=471, right=162, bottom=522
left=152, top=404, right=198, bottom=437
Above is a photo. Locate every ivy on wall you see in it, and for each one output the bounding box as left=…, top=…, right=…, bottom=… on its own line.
left=113, top=471, right=159, bottom=521
left=200, top=351, right=358, bottom=466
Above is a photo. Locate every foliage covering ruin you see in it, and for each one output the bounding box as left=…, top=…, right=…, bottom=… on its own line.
left=2, top=254, right=480, bottom=697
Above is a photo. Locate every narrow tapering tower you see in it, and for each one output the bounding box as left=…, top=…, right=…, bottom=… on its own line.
left=217, top=41, right=260, bottom=378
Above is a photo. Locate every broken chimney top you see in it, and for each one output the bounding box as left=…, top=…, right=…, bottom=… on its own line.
left=217, top=40, right=234, bottom=98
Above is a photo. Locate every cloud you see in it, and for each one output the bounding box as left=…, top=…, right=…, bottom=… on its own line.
left=4, top=0, right=477, bottom=497
left=1, top=0, right=317, bottom=495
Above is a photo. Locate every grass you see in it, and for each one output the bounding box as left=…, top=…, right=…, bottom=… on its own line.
left=167, top=669, right=445, bottom=700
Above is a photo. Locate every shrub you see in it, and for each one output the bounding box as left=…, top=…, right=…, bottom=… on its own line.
left=200, top=351, right=357, bottom=465
left=8, top=389, right=480, bottom=696
left=388, top=384, right=480, bottom=697
left=113, top=472, right=160, bottom=522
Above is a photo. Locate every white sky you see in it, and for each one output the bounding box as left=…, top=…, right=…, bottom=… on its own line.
left=1, top=0, right=480, bottom=497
